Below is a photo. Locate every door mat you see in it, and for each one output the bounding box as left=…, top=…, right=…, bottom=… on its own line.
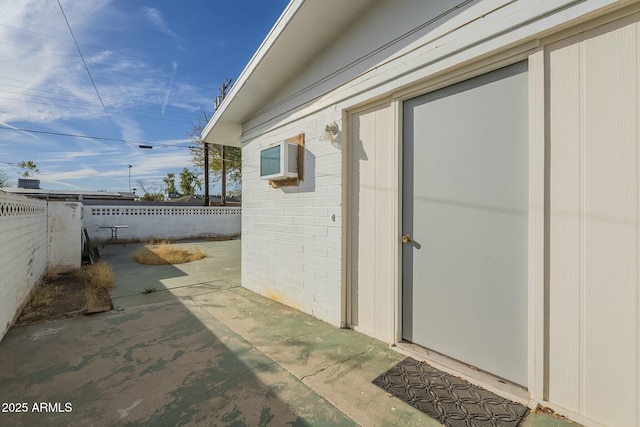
left=372, top=357, right=528, bottom=427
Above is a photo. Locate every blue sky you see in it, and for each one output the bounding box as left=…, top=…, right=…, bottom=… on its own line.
left=0, top=0, right=288, bottom=194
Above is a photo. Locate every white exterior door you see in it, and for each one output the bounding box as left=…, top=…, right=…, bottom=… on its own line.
left=402, top=61, right=529, bottom=386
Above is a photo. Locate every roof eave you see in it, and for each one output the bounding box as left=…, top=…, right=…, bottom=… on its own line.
left=201, top=0, right=305, bottom=147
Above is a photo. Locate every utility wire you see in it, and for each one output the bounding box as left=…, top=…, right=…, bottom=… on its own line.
left=0, top=82, right=200, bottom=118
left=0, top=91, right=198, bottom=123
left=56, top=0, right=121, bottom=140
left=0, top=125, right=135, bottom=143
left=0, top=21, right=224, bottom=79
left=0, top=125, right=194, bottom=148
left=0, top=41, right=218, bottom=91
left=0, top=39, right=218, bottom=91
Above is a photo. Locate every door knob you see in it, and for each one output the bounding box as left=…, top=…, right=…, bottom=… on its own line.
left=401, top=234, right=412, bottom=244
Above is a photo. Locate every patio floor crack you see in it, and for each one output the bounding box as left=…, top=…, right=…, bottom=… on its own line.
left=299, top=347, right=372, bottom=381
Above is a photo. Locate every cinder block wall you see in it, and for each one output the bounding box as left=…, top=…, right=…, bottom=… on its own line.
left=0, top=191, right=48, bottom=338
left=83, top=206, right=241, bottom=242
left=240, top=112, right=343, bottom=326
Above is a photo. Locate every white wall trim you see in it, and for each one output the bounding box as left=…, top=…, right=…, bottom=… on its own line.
left=341, top=108, right=350, bottom=328
left=527, top=46, right=547, bottom=402
left=393, top=98, right=403, bottom=344
left=239, top=1, right=625, bottom=144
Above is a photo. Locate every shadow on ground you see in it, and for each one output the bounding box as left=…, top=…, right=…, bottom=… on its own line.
left=0, top=239, right=579, bottom=427
left=0, top=240, right=351, bottom=426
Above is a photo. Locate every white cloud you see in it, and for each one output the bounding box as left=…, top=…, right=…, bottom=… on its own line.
left=161, top=61, right=178, bottom=115
left=0, top=1, right=114, bottom=124
left=142, top=7, right=178, bottom=39
left=0, top=0, right=212, bottom=191
left=0, top=1, right=209, bottom=137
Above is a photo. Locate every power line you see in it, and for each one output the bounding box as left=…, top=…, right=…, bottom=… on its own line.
left=0, top=40, right=219, bottom=92
left=0, top=90, right=199, bottom=123
left=0, top=80, right=204, bottom=118
left=57, top=0, right=121, bottom=140
left=0, top=125, right=134, bottom=144
left=0, top=80, right=95, bottom=97
left=0, top=39, right=218, bottom=91
left=0, top=125, right=194, bottom=148
left=0, top=21, right=224, bottom=79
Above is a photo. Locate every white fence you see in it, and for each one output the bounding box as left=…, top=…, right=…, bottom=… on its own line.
left=0, top=192, right=48, bottom=339
left=0, top=197, right=241, bottom=342
left=83, top=205, right=241, bottom=242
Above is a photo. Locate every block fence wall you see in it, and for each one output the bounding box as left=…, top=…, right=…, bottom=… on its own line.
left=83, top=205, right=241, bottom=242
left=0, top=192, right=48, bottom=339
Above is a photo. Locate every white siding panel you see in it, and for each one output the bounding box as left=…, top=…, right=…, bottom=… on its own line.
left=581, top=17, right=638, bottom=425
left=349, top=102, right=394, bottom=342
left=547, top=34, right=582, bottom=412
left=547, top=14, right=639, bottom=426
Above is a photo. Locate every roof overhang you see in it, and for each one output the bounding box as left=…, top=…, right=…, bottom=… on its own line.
left=202, top=0, right=377, bottom=147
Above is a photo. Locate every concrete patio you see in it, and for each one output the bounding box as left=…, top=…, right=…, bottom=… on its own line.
left=0, top=240, right=578, bottom=426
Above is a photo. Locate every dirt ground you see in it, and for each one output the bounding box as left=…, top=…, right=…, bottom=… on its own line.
left=14, top=272, right=112, bottom=327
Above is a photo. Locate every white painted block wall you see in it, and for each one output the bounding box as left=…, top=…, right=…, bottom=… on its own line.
left=83, top=205, right=241, bottom=242
left=241, top=112, right=343, bottom=326
left=0, top=191, right=47, bottom=339
left=47, top=202, right=82, bottom=271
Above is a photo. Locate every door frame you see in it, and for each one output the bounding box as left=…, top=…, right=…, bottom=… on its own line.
left=400, top=60, right=531, bottom=387
left=392, top=49, right=546, bottom=399
left=345, top=43, right=545, bottom=401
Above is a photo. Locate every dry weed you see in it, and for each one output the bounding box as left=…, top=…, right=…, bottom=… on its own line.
left=75, top=262, right=114, bottom=310
left=27, top=282, right=61, bottom=307
left=84, top=287, right=101, bottom=309
left=146, top=238, right=171, bottom=245
left=132, top=243, right=206, bottom=265
left=75, top=261, right=115, bottom=290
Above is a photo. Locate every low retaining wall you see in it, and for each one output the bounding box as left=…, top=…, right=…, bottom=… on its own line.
left=0, top=191, right=48, bottom=339
left=83, top=205, right=241, bottom=242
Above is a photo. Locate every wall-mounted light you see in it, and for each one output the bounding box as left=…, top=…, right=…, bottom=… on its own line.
left=320, top=122, right=339, bottom=142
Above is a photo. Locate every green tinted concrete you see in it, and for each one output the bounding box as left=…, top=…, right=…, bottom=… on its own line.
left=0, top=240, right=581, bottom=426
left=103, top=239, right=241, bottom=309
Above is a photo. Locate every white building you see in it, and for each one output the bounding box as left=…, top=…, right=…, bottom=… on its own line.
left=202, top=1, right=640, bottom=425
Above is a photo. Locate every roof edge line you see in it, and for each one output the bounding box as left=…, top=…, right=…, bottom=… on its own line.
left=202, top=0, right=304, bottom=142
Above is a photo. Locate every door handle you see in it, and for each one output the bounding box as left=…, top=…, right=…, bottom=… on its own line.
left=401, top=234, right=412, bottom=244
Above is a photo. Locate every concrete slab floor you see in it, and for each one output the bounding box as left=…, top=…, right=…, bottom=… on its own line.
left=0, top=240, right=581, bottom=426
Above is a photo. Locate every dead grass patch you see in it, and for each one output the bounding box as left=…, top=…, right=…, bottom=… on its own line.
left=27, top=282, right=62, bottom=308
left=146, top=238, right=171, bottom=245
left=15, top=262, right=114, bottom=326
left=132, top=243, right=206, bottom=265
left=75, top=261, right=114, bottom=291
left=75, top=262, right=114, bottom=312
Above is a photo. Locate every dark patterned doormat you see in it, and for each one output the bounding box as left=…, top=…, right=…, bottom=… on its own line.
left=372, top=357, right=528, bottom=427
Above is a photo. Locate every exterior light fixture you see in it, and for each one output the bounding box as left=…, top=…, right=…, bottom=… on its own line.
left=320, top=122, right=339, bottom=142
